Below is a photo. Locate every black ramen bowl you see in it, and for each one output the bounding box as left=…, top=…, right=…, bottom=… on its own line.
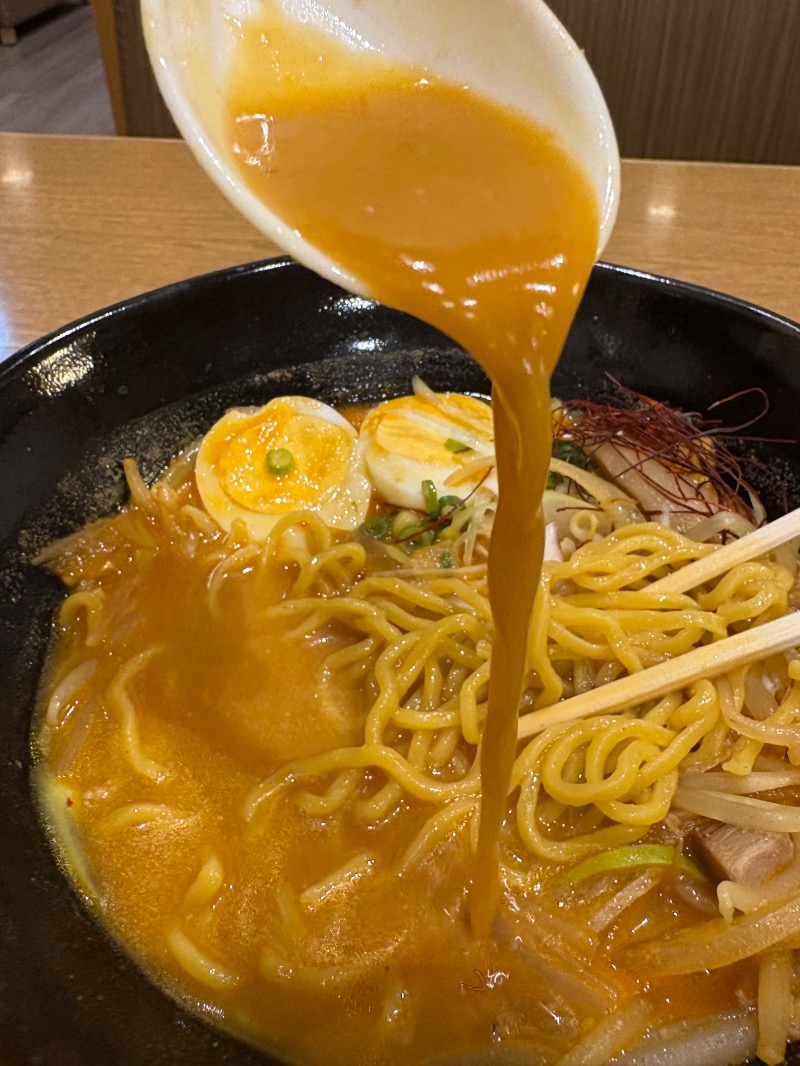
left=1, top=257, right=800, bottom=1066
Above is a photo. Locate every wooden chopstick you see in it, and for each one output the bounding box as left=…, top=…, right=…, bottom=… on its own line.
left=650, top=506, right=800, bottom=595
left=517, top=611, right=800, bottom=739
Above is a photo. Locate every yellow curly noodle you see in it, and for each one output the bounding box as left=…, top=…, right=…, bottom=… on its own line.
left=107, top=648, right=170, bottom=783
left=246, top=506, right=797, bottom=886
left=55, top=589, right=106, bottom=647
left=245, top=572, right=492, bottom=829
left=167, top=927, right=240, bottom=991
left=719, top=666, right=800, bottom=774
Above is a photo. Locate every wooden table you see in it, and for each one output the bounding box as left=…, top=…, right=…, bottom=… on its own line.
left=1, top=132, right=799, bottom=365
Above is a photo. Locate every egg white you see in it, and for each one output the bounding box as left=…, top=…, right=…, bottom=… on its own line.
left=360, top=391, right=497, bottom=511
left=195, top=396, right=371, bottom=539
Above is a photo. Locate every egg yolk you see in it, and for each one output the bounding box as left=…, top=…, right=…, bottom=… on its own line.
left=209, top=400, right=355, bottom=514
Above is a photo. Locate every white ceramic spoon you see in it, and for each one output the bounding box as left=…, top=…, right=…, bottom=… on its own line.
left=142, top=0, right=620, bottom=299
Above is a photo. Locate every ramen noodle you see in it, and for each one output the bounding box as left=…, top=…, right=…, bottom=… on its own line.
left=34, top=384, right=800, bottom=1066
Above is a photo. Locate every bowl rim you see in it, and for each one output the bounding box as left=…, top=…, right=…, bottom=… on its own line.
left=4, top=257, right=799, bottom=385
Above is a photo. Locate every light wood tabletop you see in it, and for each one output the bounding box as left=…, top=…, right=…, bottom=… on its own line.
left=1, top=132, right=799, bottom=365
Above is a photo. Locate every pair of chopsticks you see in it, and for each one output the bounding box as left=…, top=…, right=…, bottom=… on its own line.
left=517, top=507, right=800, bottom=739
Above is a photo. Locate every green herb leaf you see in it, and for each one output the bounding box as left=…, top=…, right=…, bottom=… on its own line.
left=444, top=437, right=470, bottom=453
left=266, top=447, right=294, bottom=476
left=437, top=494, right=464, bottom=515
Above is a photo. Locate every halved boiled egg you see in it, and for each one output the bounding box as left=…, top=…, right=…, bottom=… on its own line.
left=360, top=391, right=497, bottom=511
left=195, top=396, right=371, bottom=539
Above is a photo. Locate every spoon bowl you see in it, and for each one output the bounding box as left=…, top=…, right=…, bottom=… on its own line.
left=142, top=0, right=620, bottom=298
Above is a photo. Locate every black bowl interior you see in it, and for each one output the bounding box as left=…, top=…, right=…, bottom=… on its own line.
left=2, top=257, right=800, bottom=1065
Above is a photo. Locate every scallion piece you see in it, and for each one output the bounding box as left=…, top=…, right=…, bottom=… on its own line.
left=421, top=479, right=439, bottom=514
left=441, top=550, right=453, bottom=568
left=396, top=521, right=426, bottom=541
left=399, top=528, right=435, bottom=554
left=361, top=515, right=392, bottom=540
left=266, top=447, right=294, bottom=477
left=444, top=437, right=470, bottom=453
left=564, top=844, right=705, bottom=886
left=437, top=494, right=464, bottom=515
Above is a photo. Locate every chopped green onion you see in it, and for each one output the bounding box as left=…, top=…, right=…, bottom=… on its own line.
left=360, top=515, right=392, bottom=540
left=436, top=494, right=464, bottom=515
left=399, top=529, right=436, bottom=555
left=564, top=844, right=705, bottom=886
left=554, top=439, right=591, bottom=470
left=392, top=509, right=422, bottom=539
left=445, top=437, right=470, bottom=453
left=396, top=521, right=427, bottom=541
left=266, top=447, right=294, bottom=477
left=421, top=479, right=439, bottom=514
left=441, top=550, right=453, bottom=568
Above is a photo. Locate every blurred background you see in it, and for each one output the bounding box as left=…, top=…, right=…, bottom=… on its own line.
left=0, top=0, right=798, bottom=162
